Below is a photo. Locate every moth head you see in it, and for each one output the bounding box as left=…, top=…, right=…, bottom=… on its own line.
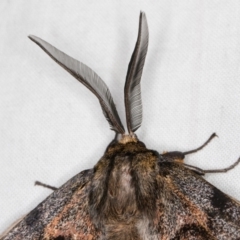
left=28, top=12, right=148, bottom=144
left=117, top=133, right=138, bottom=144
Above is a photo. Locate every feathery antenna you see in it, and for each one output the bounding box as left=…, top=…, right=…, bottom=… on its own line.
left=124, top=12, right=149, bottom=133
left=29, top=35, right=125, bottom=134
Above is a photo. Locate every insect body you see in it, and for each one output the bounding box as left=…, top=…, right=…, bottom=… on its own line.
left=1, top=12, right=240, bottom=240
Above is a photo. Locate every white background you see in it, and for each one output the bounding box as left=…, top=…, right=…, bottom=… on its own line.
left=1, top=0, right=240, bottom=233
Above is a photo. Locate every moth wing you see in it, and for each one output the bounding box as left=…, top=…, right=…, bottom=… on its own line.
left=0, top=216, right=25, bottom=239
left=156, top=161, right=240, bottom=239
left=1, top=169, right=101, bottom=240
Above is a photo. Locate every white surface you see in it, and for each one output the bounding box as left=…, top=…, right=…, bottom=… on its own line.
left=1, top=0, right=240, bottom=233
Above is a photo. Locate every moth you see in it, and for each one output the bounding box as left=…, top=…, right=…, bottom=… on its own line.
left=1, top=12, right=240, bottom=240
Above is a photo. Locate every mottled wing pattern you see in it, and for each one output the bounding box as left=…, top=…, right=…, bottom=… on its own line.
left=1, top=169, right=101, bottom=240
left=156, top=161, right=240, bottom=239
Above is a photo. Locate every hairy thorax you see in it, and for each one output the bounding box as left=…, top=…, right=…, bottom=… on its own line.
left=89, top=139, right=160, bottom=239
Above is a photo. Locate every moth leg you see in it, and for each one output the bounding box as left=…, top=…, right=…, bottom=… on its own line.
left=35, top=180, right=58, bottom=191
left=162, top=133, right=240, bottom=175
left=161, top=151, right=185, bottom=163
left=183, top=132, right=217, bottom=155
left=202, top=156, right=240, bottom=173
left=161, top=133, right=217, bottom=164
left=183, top=163, right=206, bottom=175
left=183, top=157, right=240, bottom=175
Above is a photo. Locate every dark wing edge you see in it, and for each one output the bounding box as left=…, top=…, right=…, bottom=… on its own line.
left=1, top=169, right=100, bottom=240
left=29, top=35, right=125, bottom=134
left=156, top=161, right=240, bottom=239
left=124, top=11, right=149, bottom=133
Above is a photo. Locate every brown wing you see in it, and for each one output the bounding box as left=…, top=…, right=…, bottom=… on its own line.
left=155, top=161, right=240, bottom=239
left=1, top=169, right=101, bottom=240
